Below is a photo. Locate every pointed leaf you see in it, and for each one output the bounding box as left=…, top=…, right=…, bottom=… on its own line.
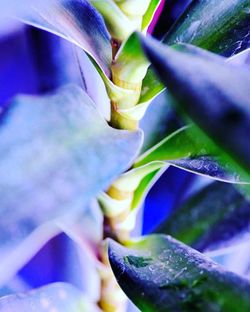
left=164, top=0, right=250, bottom=57
left=135, top=125, right=250, bottom=183
left=156, top=182, right=250, bottom=252
left=141, top=36, right=250, bottom=173
left=0, top=85, right=142, bottom=285
left=109, top=235, right=250, bottom=312
left=15, top=0, right=112, bottom=76
left=0, top=282, right=99, bottom=312
left=140, top=0, right=250, bottom=106
left=229, top=48, right=250, bottom=66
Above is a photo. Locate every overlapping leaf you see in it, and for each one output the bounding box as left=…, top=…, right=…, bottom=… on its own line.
left=90, top=0, right=135, bottom=41
left=0, top=85, right=142, bottom=285
left=7, top=0, right=250, bottom=110
left=109, top=235, right=250, bottom=312
left=135, top=125, right=250, bottom=183
left=0, top=282, right=100, bottom=312
left=229, top=48, right=250, bottom=66
left=164, top=0, right=250, bottom=57
left=13, top=0, right=112, bottom=76
left=141, top=36, right=250, bottom=174
left=140, top=0, right=250, bottom=109
left=156, top=182, right=250, bottom=252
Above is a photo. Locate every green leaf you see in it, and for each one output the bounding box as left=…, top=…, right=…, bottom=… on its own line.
left=135, top=125, right=250, bottom=183
left=140, top=46, right=250, bottom=159
left=142, top=0, right=162, bottom=31
left=98, top=163, right=166, bottom=238
left=91, top=0, right=136, bottom=41
left=140, top=0, right=250, bottom=107
left=0, top=282, right=99, bottom=311
left=99, top=162, right=166, bottom=218
left=164, top=0, right=250, bottom=57
left=156, top=181, right=250, bottom=252
left=141, top=36, right=250, bottom=173
left=15, top=0, right=112, bottom=76
left=0, top=85, right=142, bottom=285
left=138, top=42, right=224, bottom=109
left=109, top=234, right=250, bottom=312
left=111, top=32, right=150, bottom=107
left=131, top=166, right=166, bottom=211
left=112, top=32, right=149, bottom=86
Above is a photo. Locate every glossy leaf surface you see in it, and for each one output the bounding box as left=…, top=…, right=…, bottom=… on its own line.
left=135, top=125, right=250, bottom=184
left=141, top=0, right=250, bottom=107
left=0, top=283, right=99, bottom=312
left=109, top=235, right=250, bottom=312
left=0, top=85, right=142, bottom=285
left=156, top=182, right=250, bottom=252
left=15, top=0, right=112, bottom=76
left=141, top=36, right=250, bottom=173
left=164, top=0, right=250, bottom=57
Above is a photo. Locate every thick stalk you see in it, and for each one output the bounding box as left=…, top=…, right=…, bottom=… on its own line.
left=98, top=242, right=128, bottom=312
left=96, top=2, right=154, bottom=309
left=99, top=32, right=146, bottom=310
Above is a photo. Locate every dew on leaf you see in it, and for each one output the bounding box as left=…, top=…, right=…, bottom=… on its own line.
left=124, top=255, right=152, bottom=268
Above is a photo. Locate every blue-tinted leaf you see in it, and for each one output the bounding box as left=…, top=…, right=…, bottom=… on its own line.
left=169, top=156, right=242, bottom=182
left=141, top=36, right=250, bottom=173
left=59, top=199, right=103, bottom=245
left=109, top=235, right=250, bottom=312
left=75, top=48, right=111, bottom=120
left=140, top=90, right=181, bottom=152
left=139, top=47, right=250, bottom=184
left=156, top=182, right=250, bottom=252
left=0, top=85, right=142, bottom=285
left=135, top=125, right=250, bottom=183
left=0, top=282, right=99, bottom=312
left=140, top=0, right=250, bottom=107
left=229, top=48, right=250, bottom=66
left=15, top=0, right=112, bottom=76
left=164, top=0, right=250, bottom=57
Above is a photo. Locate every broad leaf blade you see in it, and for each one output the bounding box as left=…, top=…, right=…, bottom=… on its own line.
left=15, top=0, right=112, bottom=76
left=140, top=0, right=250, bottom=107
left=0, top=85, right=142, bottom=285
left=141, top=36, right=250, bottom=173
left=135, top=125, right=250, bottom=184
left=109, top=235, right=250, bottom=312
left=0, top=282, right=99, bottom=312
left=164, top=0, right=250, bottom=57
left=156, top=182, right=250, bottom=252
